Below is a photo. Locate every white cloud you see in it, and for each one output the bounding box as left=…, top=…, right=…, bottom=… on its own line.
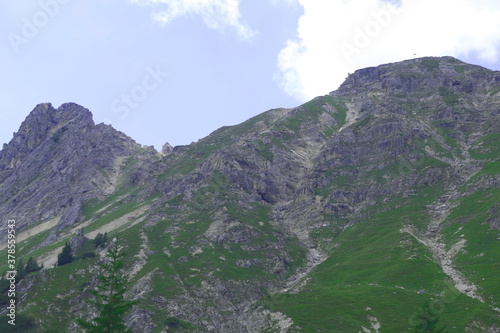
left=277, top=0, right=500, bottom=101
left=128, top=0, right=257, bottom=40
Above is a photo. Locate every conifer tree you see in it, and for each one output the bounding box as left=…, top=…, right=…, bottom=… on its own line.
left=25, top=256, right=41, bottom=274
left=77, top=239, right=136, bottom=333
left=93, top=232, right=108, bottom=248
left=57, top=242, right=73, bottom=266
left=16, top=259, right=26, bottom=280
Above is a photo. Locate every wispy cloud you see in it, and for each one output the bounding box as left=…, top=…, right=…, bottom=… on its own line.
left=128, top=0, right=257, bottom=40
left=277, top=0, right=500, bottom=101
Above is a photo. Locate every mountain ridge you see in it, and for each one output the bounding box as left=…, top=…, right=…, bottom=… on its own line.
left=0, top=56, right=499, bottom=332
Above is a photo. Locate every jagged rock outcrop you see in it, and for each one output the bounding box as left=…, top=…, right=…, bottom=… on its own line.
left=0, top=103, right=140, bottom=244
left=69, top=228, right=89, bottom=254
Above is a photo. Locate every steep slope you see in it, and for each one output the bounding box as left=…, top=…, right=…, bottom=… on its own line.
left=187, top=56, right=499, bottom=332
left=0, top=102, right=141, bottom=247
left=0, top=56, right=499, bottom=332
left=257, top=57, right=500, bottom=332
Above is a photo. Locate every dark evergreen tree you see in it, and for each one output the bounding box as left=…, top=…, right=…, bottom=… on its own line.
left=93, top=232, right=108, bottom=249
left=57, top=243, right=73, bottom=266
left=25, top=257, right=41, bottom=274
left=77, top=239, right=136, bottom=333
left=16, top=259, right=26, bottom=280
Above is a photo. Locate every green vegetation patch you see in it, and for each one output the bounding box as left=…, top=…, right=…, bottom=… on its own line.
left=469, top=132, right=500, bottom=159
left=283, top=95, right=347, bottom=133
left=420, top=57, right=440, bottom=71
left=438, top=87, right=460, bottom=107
left=19, top=260, right=94, bottom=332
left=262, top=284, right=494, bottom=332
left=254, top=140, right=274, bottom=161
left=440, top=189, right=500, bottom=306
left=454, top=65, right=466, bottom=73
left=259, top=189, right=500, bottom=332
left=488, top=86, right=500, bottom=96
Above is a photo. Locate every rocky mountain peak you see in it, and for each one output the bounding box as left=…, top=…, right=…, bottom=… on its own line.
left=13, top=102, right=93, bottom=141
left=0, top=103, right=141, bottom=242
left=27, top=102, right=93, bottom=124
left=334, top=56, right=499, bottom=96
left=0, top=103, right=95, bottom=175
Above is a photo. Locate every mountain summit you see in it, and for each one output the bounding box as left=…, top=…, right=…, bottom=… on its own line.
left=0, top=103, right=140, bottom=244
left=1, top=57, right=499, bottom=332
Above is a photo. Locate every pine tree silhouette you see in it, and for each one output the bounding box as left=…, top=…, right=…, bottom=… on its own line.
left=57, top=243, right=73, bottom=266
left=77, top=239, right=137, bottom=333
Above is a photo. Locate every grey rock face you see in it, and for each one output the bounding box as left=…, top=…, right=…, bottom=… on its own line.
left=0, top=103, right=140, bottom=244
left=69, top=228, right=89, bottom=254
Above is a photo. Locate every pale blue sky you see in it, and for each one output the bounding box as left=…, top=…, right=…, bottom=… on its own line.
left=1, top=0, right=499, bottom=149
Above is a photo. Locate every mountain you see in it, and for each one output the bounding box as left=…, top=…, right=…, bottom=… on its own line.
left=0, top=103, right=141, bottom=248
left=0, top=56, right=499, bottom=332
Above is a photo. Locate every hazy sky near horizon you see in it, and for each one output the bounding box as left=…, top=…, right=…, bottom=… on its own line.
left=1, top=0, right=499, bottom=149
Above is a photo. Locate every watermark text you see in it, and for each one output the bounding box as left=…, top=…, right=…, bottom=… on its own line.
left=7, top=0, right=72, bottom=54
left=6, top=219, right=17, bottom=326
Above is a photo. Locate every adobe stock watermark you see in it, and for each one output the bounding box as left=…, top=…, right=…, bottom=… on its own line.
left=7, top=0, right=72, bottom=54
left=340, top=6, right=402, bottom=63
left=110, top=65, right=168, bottom=121
left=5, top=219, right=17, bottom=326
left=408, top=279, right=461, bottom=331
